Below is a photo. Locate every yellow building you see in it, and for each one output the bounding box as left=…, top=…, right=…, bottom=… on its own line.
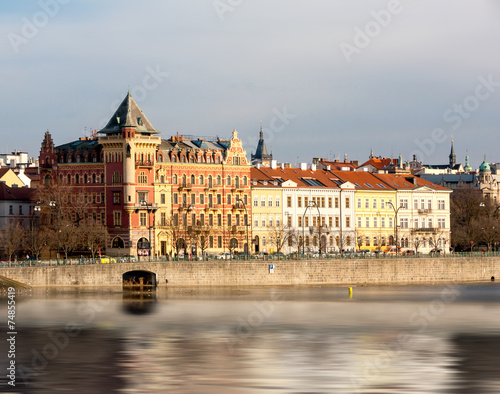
left=333, top=171, right=396, bottom=251
left=250, top=167, right=283, bottom=254
left=0, top=168, right=26, bottom=187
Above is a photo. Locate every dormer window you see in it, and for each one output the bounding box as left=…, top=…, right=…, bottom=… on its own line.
left=137, top=117, right=143, bottom=125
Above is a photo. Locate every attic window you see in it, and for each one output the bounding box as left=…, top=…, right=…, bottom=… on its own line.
left=354, top=183, right=360, bottom=187
left=137, top=117, right=143, bottom=125
left=116, top=116, right=120, bottom=123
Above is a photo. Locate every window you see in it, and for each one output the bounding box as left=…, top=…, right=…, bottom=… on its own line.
left=413, top=199, right=418, bottom=209
left=254, top=216, right=259, bottom=227
left=373, top=237, right=378, bottom=246
left=373, top=217, right=378, bottom=227
left=217, top=214, right=222, bottom=226
left=298, top=216, right=302, bottom=227
left=420, top=199, right=425, bottom=209
left=329, top=216, right=333, bottom=227
left=381, top=199, right=385, bottom=209
left=268, top=196, right=273, bottom=207
left=428, top=218, right=433, bottom=228
left=254, top=196, right=258, bottom=207
left=438, top=218, right=446, bottom=228
left=357, top=217, right=362, bottom=227
left=209, top=214, right=213, bottom=226
left=200, top=194, right=205, bottom=205
left=414, top=218, right=419, bottom=228
left=261, top=196, right=266, bottom=207
left=389, top=217, right=393, bottom=228
left=113, top=211, right=121, bottom=226
left=365, top=199, right=369, bottom=209
left=329, top=197, right=333, bottom=208
left=321, top=197, right=325, bottom=208
left=191, top=174, right=196, bottom=185
left=137, top=192, right=147, bottom=203
left=113, top=191, right=121, bottom=205
left=226, top=175, right=231, bottom=186
left=365, top=236, right=370, bottom=246
left=101, top=192, right=105, bottom=203
left=304, top=197, right=309, bottom=206
left=345, top=198, right=350, bottom=209
left=161, top=194, right=166, bottom=204
left=199, top=175, right=204, bottom=185
left=288, top=215, right=292, bottom=227
left=346, top=236, right=351, bottom=246
left=217, top=236, right=222, bottom=248
left=191, top=193, right=196, bottom=205
left=140, top=212, right=147, bottom=226
left=438, top=200, right=445, bottom=210
left=262, top=217, right=266, bottom=227
left=298, top=196, right=302, bottom=208
left=173, top=193, right=178, bottom=204
left=357, top=198, right=361, bottom=209
left=335, top=197, right=339, bottom=208
left=400, top=217, right=409, bottom=228
left=19, top=205, right=23, bottom=215
left=217, top=175, right=221, bottom=185
left=400, top=199, right=408, bottom=209
left=381, top=217, right=385, bottom=227
left=305, top=217, right=309, bottom=227
left=287, top=196, right=292, bottom=208
left=372, top=199, right=377, bottom=209
left=243, top=176, right=248, bottom=186
left=269, top=216, right=274, bottom=227
left=217, top=194, right=222, bottom=205
left=335, top=216, right=339, bottom=227
left=161, top=212, right=166, bottom=226
left=365, top=217, right=369, bottom=227
left=138, top=171, right=147, bottom=184
left=346, top=216, right=350, bottom=227
left=276, top=197, right=280, bottom=207
left=173, top=174, right=178, bottom=184
left=173, top=213, right=179, bottom=226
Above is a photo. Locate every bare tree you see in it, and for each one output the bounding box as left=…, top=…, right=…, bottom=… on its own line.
left=0, top=220, right=25, bottom=266
left=80, top=219, right=107, bottom=261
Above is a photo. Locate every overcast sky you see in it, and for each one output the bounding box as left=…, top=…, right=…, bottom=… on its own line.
left=2, top=0, right=500, bottom=168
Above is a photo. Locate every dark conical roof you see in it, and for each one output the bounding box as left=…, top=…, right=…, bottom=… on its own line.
left=99, top=92, right=159, bottom=135
left=251, top=122, right=272, bottom=162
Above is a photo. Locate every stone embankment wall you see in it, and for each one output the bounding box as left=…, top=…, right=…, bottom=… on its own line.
left=0, top=257, right=498, bottom=287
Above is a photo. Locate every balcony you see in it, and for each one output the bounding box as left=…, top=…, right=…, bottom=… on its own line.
left=231, top=187, right=246, bottom=193
left=232, top=204, right=246, bottom=212
left=178, top=182, right=192, bottom=191
left=178, top=204, right=195, bottom=211
left=231, top=225, right=247, bottom=234
left=417, top=209, right=432, bottom=214
left=205, top=204, right=217, bottom=211
left=204, top=185, right=218, bottom=192
left=412, top=227, right=437, bottom=233
left=135, top=160, right=154, bottom=168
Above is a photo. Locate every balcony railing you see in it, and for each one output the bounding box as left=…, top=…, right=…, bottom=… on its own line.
left=135, top=160, right=154, bottom=167
left=178, top=182, right=192, bottom=191
left=417, top=209, right=432, bottom=214
left=412, top=227, right=437, bottom=233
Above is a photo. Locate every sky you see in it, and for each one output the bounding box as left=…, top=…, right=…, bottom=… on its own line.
left=1, top=0, right=500, bottom=168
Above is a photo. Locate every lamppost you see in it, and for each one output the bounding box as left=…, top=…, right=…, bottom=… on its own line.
left=49, top=201, right=59, bottom=263
left=236, top=198, right=249, bottom=260
left=184, top=204, right=194, bottom=259
left=302, top=201, right=321, bottom=255
left=388, top=201, right=403, bottom=256
left=139, top=200, right=158, bottom=261
left=30, top=203, right=41, bottom=265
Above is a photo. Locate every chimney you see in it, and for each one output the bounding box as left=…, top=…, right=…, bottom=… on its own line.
left=280, top=163, right=284, bottom=169
left=256, top=163, right=261, bottom=169
left=311, top=163, right=317, bottom=171
left=300, top=162, right=307, bottom=171
left=326, top=165, right=331, bottom=171
left=271, top=160, right=277, bottom=169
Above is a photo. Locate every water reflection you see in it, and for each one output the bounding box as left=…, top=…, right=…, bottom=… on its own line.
left=0, top=283, right=499, bottom=393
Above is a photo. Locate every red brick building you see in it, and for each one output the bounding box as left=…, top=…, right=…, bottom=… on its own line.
left=39, top=92, right=251, bottom=258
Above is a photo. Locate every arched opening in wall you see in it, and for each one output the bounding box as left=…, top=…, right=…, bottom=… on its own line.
left=112, top=237, right=125, bottom=249
left=43, top=174, right=52, bottom=185
left=123, top=270, right=156, bottom=288
left=254, top=235, right=260, bottom=253
left=137, top=237, right=150, bottom=259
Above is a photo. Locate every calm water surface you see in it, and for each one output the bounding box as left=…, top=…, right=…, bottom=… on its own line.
left=1, top=283, right=499, bottom=393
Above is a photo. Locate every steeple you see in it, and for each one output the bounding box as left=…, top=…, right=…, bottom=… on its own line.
left=251, top=121, right=273, bottom=166
left=449, top=137, right=456, bottom=167
left=464, top=151, right=472, bottom=172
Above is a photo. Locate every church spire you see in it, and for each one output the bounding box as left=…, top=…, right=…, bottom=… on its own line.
left=251, top=121, right=273, bottom=166
left=449, top=137, right=456, bottom=167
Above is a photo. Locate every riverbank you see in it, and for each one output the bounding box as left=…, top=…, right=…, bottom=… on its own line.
left=0, top=256, right=497, bottom=287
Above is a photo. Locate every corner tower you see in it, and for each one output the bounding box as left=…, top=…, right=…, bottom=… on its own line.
left=99, top=92, right=161, bottom=257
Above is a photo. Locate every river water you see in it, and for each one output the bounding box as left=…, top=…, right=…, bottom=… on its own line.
left=1, top=283, right=499, bottom=393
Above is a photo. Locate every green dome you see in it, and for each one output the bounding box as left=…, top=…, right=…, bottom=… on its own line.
left=479, top=155, right=491, bottom=172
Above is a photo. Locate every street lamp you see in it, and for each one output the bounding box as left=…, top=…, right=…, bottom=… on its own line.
left=236, top=198, right=249, bottom=260
left=30, top=203, right=41, bottom=265
left=184, top=204, right=194, bottom=259
left=138, top=200, right=158, bottom=261
left=302, top=201, right=321, bottom=255
left=388, top=201, right=403, bottom=256
left=49, top=201, right=59, bottom=263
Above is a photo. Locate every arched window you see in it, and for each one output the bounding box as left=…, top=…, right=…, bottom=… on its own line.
left=158, top=154, right=163, bottom=163
left=189, top=155, right=194, bottom=163
left=235, top=176, right=240, bottom=188
left=67, top=174, right=71, bottom=184
left=199, top=175, right=204, bottom=185
left=100, top=173, right=104, bottom=183
left=381, top=236, right=386, bottom=246
left=190, top=175, right=195, bottom=185
left=226, top=175, right=231, bottom=186
left=208, top=175, right=213, bottom=188
left=373, top=237, right=378, bottom=246
left=243, top=176, right=248, bottom=186
left=112, top=237, right=125, bottom=249
left=335, top=236, right=340, bottom=247
left=173, top=174, right=178, bottom=184
left=313, top=236, right=318, bottom=247
left=181, top=155, right=186, bottom=163
left=182, top=174, right=187, bottom=186
left=75, top=174, right=80, bottom=184
left=305, top=236, right=310, bottom=247
left=217, top=175, right=221, bottom=185
left=346, top=236, right=351, bottom=246
left=92, top=173, right=96, bottom=183
left=83, top=174, right=88, bottom=184
left=329, top=235, right=334, bottom=246
left=365, top=236, right=370, bottom=246
left=172, top=154, right=177, bottom=163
